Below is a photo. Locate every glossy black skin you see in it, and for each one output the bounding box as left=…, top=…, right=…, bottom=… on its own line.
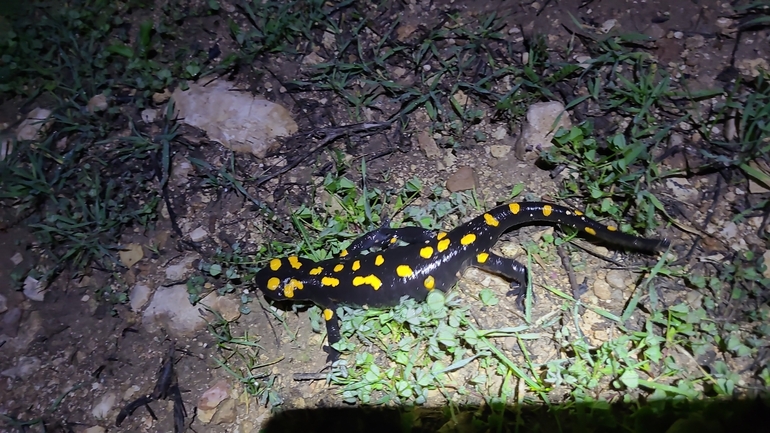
left=255, top=202, right=669, bottom=361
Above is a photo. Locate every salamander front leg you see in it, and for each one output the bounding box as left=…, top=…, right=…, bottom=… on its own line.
left=342, top=220, right=435, bottom=257
left=473, top=252, right=532, bottom=310
left=321, top=304, right=342, bottom=362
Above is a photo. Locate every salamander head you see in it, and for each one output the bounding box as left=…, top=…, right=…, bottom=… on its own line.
left=255, top=268, right=307, bottom=301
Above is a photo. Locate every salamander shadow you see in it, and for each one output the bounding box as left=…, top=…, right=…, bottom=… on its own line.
left=262, top=396, right=769, bottom=433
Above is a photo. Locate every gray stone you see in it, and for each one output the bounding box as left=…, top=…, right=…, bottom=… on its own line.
left=91, top=392, right=117, bottom=420
left=142, top=284, right=206, bottom=337
left=129, top=284, right=152, bottom=312
left=1, top=356, right=41, bottom=379
left=592, top=280, right=612, bottom=300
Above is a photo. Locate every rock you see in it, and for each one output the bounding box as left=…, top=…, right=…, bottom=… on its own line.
left=665, top=178, right=698, bottom=201
left=16, top=108, right=53, bottom=141
left=197, top=379, right=231, bottom=424
left=87, top=94, right=108, bottom=113
left=119, top=243, right=144, bottom=268
left=172, top=158, right=194, bottom=187
left=199, top=380, right=231, bottom=411
left=489, top=145, right=510, bottom=158
left=302, top=52, right=324, bottom=66
left=747, top=161, right=770, bottom=194
left=172, top=79, right=297, bottom=158
left=123, top=384, right=141, bottom=401
left=129, top=284, right=152, bottom=312
left=668, top=132, right=684, bottom=148
left=198, top=406, right=216, bottom=424
left=605, top=270, right=629, bottom=291
left=452, top=90, right=468, bottom=107
left=720, top=221, right=738, bottom=239
left=202, top=293, right=241, bottom=322
left=84, top=426, right=106, bottom=433
left=396, top=22, right=418, bottom=42
left=516, top=101, right=572, bottom=157
left=165, top=255, right=199, bottom=281
left=715, top=17, right=736, bottom=37
left=491, top=126, right=507, bottom=140
left=189, top=227, right=208, bottom=243
left=578, top=309, right=605, bottom=346
left=592, top=279, right=612, bottom=300
left=685, top=34, right=705, bottom=50
left=153, top=89, right=172, bottom=104
left=0, top=294, right=7, bottom=314
left=141, top=108, right=158, bottom=123
left=736, top=58, right=770, bottom=78
left=211, top=398, right=237, bottom=425
left=600, top=19, right=617, bottom=33
left=0, top=307, right=22, bottom=337
left=646, top=24, right=666, bottom=40
left=91, top=392, right=117, bottom=420
left=1, top=356, right=41, bottom=379
left=23, top=276, right=44, bottom=301
left=417, top=131, right=441, bottom=158
left=443, top=149, right=457, bottom=168
left=321, top=30, right=335, bottom=49
left=446, top=166, right=478, bottom=192
left=10, top=252, right=23, bottom=265
left=142, top=284, right=206, bottom=337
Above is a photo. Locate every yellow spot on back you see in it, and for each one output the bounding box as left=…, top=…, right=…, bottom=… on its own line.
left=483, top=213, right=499, bottom=227
left=542, top=204, right=553, bottom=217
left=334, top=263, right=344, bottom=272
left=375, top=255, right=385, bottom=266
left=607, top=225, right=617, bottom=231
left=283, top=279, right=304, bottom=298
left=352, top=274, right=383, bottom=290
left=321, top=277, right=340, bottom=287
left=288, top=256, right=302, bottom=269
left=509, top=203, right=520, bottom=215
left=460, top=233, right=476, bottom=245
left=477, top=252, right=489, bottom=263
left=574, top=210, right=583, bottom=216
left=437, top=238, right=450, bottom=252
left=420, top=246, right=434, bottom=259
left=390, top=237, right=397, bottom=244
left=437, top=232, right=447, bottom=240
left=323, top=308, right=334, bottom=321
left=424, top=275, right=435, bottom=290
left=269, top=258, right=281, bottom=271
left=352, top=260, right=361, bottom=271
left=310, top=266, right=323, bottom=275
left=585, top=227, right=597, bottom=236
left=340, top=249, right=348, bottom=257
left=397, top=265, right=413, bottom=277
left=267, top=277, right=280, bottom=291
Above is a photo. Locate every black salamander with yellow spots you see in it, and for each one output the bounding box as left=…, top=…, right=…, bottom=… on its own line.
left=255, top=202, right=668, bottom=361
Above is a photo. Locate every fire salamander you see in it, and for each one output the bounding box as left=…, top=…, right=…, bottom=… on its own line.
left=255, top=202, right=668, bottom=361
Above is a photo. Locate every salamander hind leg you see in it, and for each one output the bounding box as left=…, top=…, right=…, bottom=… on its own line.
left=473, top=251, right=532, bottom=310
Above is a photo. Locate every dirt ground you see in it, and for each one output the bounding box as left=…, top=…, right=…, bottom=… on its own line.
left=1, top=0, right=769, bottom=432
